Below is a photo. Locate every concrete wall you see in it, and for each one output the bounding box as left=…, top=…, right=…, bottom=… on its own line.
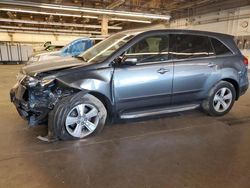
left=0, top=32, right=82, bottom=43
left=1, top=6, right=250, bottom=55
left=169, top=5, right=250, bottom=36
left=169, top=5, right=250, bottom=61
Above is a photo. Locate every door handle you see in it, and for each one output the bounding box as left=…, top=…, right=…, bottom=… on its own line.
left=207, top=63, right=216, bottom=67
left=157, top=68, right=170, bottom=74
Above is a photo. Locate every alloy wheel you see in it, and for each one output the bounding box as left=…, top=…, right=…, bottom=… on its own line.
left=65, top=103, right=99, bottom=138
left=213, top=87, right=233, bottom=113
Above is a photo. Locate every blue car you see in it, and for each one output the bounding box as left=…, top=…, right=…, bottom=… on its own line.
left=28, top=38, right=93, bottom=63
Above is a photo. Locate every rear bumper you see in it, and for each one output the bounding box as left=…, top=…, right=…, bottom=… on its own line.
left=239, top=82, right=249, bottom=97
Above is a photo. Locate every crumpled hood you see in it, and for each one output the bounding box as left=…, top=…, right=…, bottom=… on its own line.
left=22, top=56, right=86, bottom=76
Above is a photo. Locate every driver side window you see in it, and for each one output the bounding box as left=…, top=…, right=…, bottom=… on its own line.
left=125, top=34, right=169, bottom=63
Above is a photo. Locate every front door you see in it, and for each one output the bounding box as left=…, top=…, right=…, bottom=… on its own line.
left=113, top=34, right=174, bottom=112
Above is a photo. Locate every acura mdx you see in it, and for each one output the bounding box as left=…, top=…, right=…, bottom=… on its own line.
left=10, top=29, right=249, bottom=140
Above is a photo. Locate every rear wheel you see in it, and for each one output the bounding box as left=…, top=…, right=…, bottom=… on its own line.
left=49, top=93, right=107, bottom=140
left=202, top=81, right=236, bottom=116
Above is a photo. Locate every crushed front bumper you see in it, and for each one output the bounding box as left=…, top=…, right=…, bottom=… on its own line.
left=10, top=83, right=51, bottom=126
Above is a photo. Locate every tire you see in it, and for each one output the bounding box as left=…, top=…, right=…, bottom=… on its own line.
left=48, top=92, right=107, bottom=140
left=201, top=81, right=236, bottom=116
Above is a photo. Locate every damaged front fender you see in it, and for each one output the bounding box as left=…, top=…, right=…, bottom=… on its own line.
left=11, top=65, right=113, bottom=127
left=10, top=77, right=81, bottom=126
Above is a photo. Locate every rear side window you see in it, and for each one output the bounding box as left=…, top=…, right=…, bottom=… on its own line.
left=169, top=34, right=214, bottom=59
left=210, top=38, right=233, bottom=56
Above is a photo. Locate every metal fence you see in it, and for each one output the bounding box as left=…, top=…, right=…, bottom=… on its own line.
left=0, top=42, right=33, bottom=64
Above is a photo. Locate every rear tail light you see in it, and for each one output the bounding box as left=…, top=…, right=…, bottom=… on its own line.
left=243, top=56, right=248, bottom=67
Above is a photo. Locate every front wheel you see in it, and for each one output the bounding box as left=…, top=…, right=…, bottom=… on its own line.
left=201, top=81, right=236, bottom=116
left=49, top=93, right=107, bottom=140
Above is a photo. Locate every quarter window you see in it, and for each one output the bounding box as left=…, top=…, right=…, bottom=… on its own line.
left=169, top=34, right=214, bottom=59
left=126, top=35, right=169, bottom=63
left=210, top=38, right=233, bottom=56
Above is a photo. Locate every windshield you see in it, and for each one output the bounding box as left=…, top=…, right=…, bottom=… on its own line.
left=80, top=33, right=135, bottom=63
left=61, top=38, right=87, bottom=53
left=60, top=40, right=76, bottom=53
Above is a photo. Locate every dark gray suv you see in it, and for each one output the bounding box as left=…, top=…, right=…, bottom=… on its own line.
left=10, top=29, right=249, bottom=140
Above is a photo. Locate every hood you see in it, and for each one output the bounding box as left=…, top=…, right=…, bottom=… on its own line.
left=35, top=50, right=60, bottom=57
left=22, top=56, right=86, bottom=76
left=27, top=51, right=61, bottom=64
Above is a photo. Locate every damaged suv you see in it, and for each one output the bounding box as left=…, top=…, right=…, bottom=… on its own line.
left=10, top=29, right=249, bottom=140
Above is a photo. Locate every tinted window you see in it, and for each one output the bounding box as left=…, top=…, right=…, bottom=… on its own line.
left=126, top=35, right=169, bottom=63
left=169, top=34, right=214, bottom=59
left=210, top=38, right=233, bottom=56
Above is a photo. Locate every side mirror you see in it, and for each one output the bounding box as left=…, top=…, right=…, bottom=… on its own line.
left=123, top=57, right=137, bottom=65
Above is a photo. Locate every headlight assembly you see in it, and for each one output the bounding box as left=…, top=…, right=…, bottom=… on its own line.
left=21, top=75, right=55, bottom=88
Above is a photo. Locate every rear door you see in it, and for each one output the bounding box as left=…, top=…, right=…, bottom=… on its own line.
left=170, top=34, right=217, bottom=105
left=113, top=33, right=174, bottom=112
